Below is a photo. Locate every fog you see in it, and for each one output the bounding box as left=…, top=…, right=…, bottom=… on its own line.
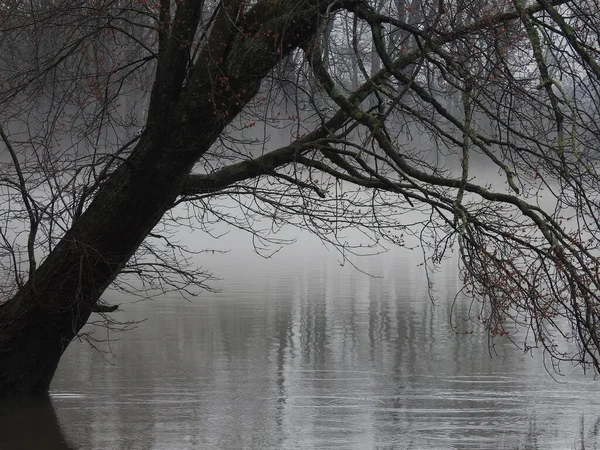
left=1, top=0, right=600, bottom=447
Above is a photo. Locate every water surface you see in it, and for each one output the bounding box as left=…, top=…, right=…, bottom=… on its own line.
left=21, top=252, right=600, bottom=448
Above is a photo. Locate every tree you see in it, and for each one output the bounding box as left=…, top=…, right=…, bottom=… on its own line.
left=0, top=0, right=600, bottom=396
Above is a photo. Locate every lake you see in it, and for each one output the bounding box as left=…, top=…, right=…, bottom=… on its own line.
left=3, top=249, right=600, bottom=449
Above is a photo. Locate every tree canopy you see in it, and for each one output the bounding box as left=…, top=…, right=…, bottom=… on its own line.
left=1, top=0, right=600, bottom=396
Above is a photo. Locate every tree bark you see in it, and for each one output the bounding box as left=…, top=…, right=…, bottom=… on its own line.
left=0, top=0, right=334, bottom=397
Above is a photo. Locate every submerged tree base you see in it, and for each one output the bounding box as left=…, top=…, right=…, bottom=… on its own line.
left=0, top=395, right=74, bottom=449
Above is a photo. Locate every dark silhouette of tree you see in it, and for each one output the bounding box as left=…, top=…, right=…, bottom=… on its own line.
left=0, top=396, right=74, bottom=449
left=1, top=0, right=600, bottom=396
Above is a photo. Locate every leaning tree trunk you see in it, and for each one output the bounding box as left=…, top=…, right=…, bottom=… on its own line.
left=0, top=0, right=333, bottom=397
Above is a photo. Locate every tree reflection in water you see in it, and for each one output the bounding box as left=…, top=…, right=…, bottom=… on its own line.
left=0, top=396, right=73, bottom=450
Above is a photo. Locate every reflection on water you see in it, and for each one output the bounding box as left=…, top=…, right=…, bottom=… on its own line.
left=38, top=252, right=600, bottom=448
left=0, top=396, right=74, bottom=450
